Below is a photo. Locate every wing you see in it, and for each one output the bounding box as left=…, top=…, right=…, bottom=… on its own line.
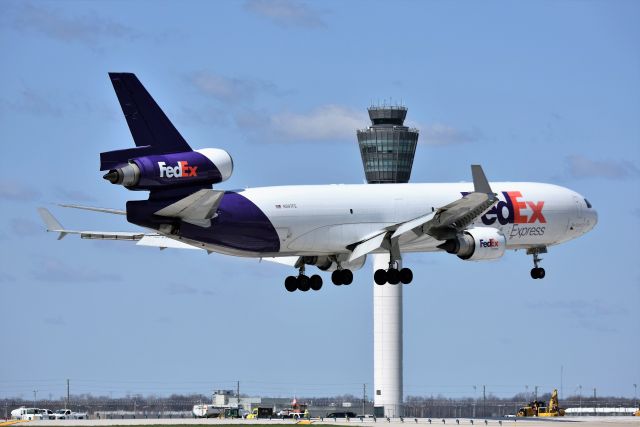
left=37, top=208, right=203, bottom=251
left=348, top=165, right=498, bottom=261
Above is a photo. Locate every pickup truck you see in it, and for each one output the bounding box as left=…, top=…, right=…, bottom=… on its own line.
left=54, top=409, right=88, bottom=419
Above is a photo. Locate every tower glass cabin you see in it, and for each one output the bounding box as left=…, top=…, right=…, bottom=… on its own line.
left=357, top=106, right=419, bottom=184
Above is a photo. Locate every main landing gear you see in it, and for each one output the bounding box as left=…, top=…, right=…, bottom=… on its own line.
left=284, top=265, right=322, bottom=292
left=374, top=262, right=413, bottom=285
left=528, top=247, right=547, bottom=279
left=331, top=269, right=353, bottom=286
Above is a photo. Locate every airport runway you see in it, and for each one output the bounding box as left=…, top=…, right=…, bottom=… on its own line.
left=18, top=417, right=640, bottom=427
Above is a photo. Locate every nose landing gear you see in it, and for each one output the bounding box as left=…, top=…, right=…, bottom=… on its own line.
left=528, top=247, right=547, bottom=279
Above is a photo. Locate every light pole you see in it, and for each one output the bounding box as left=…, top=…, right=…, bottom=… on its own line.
left=33, top=390, right=37, bottom=408
left=578, top=385, right=582, bottom=415
left=634, top=384, right=637, bottom=409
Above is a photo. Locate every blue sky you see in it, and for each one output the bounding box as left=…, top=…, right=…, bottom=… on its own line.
left=0, top=0, right=638, bottom=401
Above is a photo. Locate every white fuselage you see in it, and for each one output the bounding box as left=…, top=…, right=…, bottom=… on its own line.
left=179, top=181, right=597, bottom=258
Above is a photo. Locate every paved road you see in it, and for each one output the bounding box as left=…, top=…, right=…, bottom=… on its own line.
left=16, top=417, right=640, bottom=427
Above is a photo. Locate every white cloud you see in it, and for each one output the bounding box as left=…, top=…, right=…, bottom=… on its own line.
left=420, top=123, right=481, bottom=145
left=8, top=2, right=140, bottom=48
left=270, top=105, right=367, bottom=141
left=31, top=256, right=121, bottom=283
left=244, top=0, right=326, bottom=28
left=0, top=180, right=41, bottom=202
left=190, top=71, right=279, bottom=104
left=566, top=155, right=640, bottom=180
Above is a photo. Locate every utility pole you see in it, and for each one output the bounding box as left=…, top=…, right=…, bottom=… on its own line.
left=483, top=385, right=486, bottom=418
left=237, top=381, right=240, bottom=408
left=66, top=379, right=70, bottom=409
left=634, top=384, right=637, bottom=410
left=593, top=388, right=597, bottom=416
left=534, top=386, right=538, bottom=401
left=33, top=390, right=37, bottom=408
left=362, top=384, right=366, bottom=417
left=473, top=386, right=477, bottom=418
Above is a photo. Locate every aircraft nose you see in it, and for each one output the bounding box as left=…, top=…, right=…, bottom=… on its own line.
left=584, top=198, right=598, bottom=231
left=589, top=207, right=598, bottom=228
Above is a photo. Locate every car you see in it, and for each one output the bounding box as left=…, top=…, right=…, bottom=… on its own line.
left=39, top=409, right=55, bottom=420
left=54, top=409, right=87, bottom=419
left=326, top=411, right=357, bottom=418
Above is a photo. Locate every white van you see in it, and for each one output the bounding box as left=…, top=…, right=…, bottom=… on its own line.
left=10, top=407, right=44, bottom=420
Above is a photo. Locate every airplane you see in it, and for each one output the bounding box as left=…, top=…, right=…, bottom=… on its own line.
left=39, top=73, right=598, bottom=292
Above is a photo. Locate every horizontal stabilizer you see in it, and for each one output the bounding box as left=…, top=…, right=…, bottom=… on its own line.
left=154, top=189, right=224, bottom=227
left=38, top=208, right=145, bottom=241
left=60, top=204, right=126, bottom=215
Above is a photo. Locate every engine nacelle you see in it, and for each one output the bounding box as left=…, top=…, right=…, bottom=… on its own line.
left=303, top=255, right=367, bottom=272
left=439, top=227, right=506, bottom=261
left=103, top=148, right=233, bottom=191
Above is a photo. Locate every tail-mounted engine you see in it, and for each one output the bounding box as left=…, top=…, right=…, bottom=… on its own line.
left=103, top=148, right=233, bottom=191
left=438, top=227, right=506, bottom=261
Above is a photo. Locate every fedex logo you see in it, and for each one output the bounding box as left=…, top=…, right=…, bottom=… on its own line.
left=479, top=238, right=500, bottom=248
left=462, top=191, right=546, bottom=225
left=158, top=161, right=198, bottom=178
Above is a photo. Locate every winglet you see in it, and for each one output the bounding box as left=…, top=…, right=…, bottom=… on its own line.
left=471, top=165, right=493, bottom=194
left=37, top=208, right=68, bottom=240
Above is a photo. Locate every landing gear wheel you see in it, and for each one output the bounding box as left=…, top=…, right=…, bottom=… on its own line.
left=387, top=268, right=400, bottom=285
left=530, top=267, right=546, bottom=279
left=528, top=247, right=547, bottom=280
left=399, top=268, right=413, bottom=284
left=342, top=269, right=353, bottom=285
left=297, top=274, right=310, bottom=291
left=374, top=269, right=387, bottom=285
left=331, top=270, right=343, bottom=286
left=285, top=276, right=297, bottom=292
left=310, top=274, right=323, bottom=291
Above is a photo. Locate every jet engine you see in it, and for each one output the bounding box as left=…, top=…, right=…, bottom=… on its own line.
left=303, top=255, right=367, bottom=272
left=438, top=227, right=506, bottom=261
left=103, top=148, right=233, bottom=191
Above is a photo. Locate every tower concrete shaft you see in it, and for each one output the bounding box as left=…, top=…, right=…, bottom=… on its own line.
left=373, top=253, right=403, bottom=418
left=358, top=105, right=418, bottom=418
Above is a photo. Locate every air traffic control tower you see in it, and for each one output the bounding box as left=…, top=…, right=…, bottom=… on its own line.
left=357, top=106, right=418, bottom=183
left=357, top=106, right=419, bottom=418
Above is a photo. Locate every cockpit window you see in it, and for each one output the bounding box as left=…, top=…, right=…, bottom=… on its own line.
left=584, top=198, right=592, bottom=209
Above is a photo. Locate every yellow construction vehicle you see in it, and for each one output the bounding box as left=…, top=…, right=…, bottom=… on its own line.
left=516, top=389, right=565, bottom=417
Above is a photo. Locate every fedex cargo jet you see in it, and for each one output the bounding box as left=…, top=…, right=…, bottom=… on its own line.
left=39, top=73, right=597, bottom=292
